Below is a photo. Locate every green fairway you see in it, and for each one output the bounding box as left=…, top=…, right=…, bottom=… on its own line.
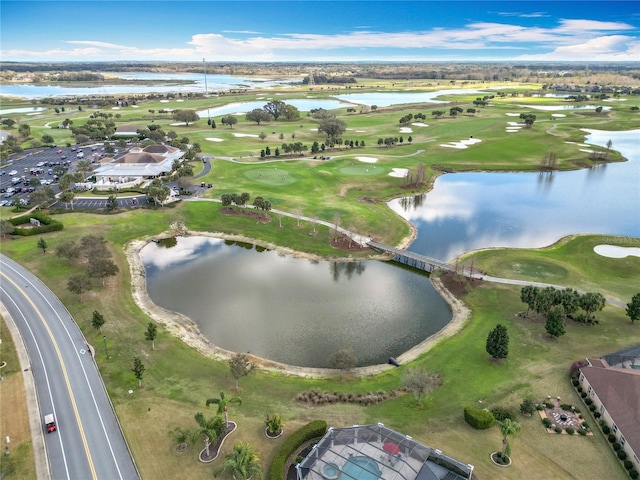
left=244, top=166, right=298, bottom=186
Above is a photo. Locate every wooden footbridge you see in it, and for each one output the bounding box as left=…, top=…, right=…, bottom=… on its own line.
left=367, top=241, right=461, bottom=274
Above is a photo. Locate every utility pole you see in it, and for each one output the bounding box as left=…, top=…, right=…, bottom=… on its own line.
left=203, top=58, right=208, bottom=96
left=103, top=335, right=109, bottom=359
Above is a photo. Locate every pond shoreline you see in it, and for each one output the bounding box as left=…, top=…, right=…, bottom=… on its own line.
left=125, top=229, right=469, bottom=378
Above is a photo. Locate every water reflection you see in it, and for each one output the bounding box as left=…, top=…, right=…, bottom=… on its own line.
left=536, top=171, right=555, bottom=192
left=140, top=237, right=451, bottom=368
left=391, top=129, right=640, bottom=261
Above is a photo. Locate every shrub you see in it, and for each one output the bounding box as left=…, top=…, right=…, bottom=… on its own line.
left=572, top=378, right=580, bottom=387
left=589, top=404, right=596, bottom=412
left=581, top=422, right=590, bottom=431
left=581, top=392, right=587, bottom=398
left=545, top=401, right=554, bottom=409
left=613, top=443, right=622, bottom=451
left=608, top=434, right=617, bottom=443
left=520, top=399, right=535, bottom=416
left=555, top=426, right=562, bottom=434
left=624, top=460, right=634, bottom=471
left=536, top=403, right=544, bottom=411
left=566, top=427, right=575, bottom=435
left=585, top=398, right=593, bottom=405
left=542, top=418, right=552, bottom=428
left=577, top=385, right=583, bottom=392
left=593, top=411, right=601, bottom=419
left=578, top=429, right=587, bottom=436
left=560, top=403, right=573, bottom=411
left=602, top=425, right=611, bottom=434
left=490, top=406, right=515, bottom=421
left=8, top=211, right=64, bottom=236
left=463, top=406, right=495, bottom=429
left=268, top=420, right=328, bottom=480
left=630, top=469, right=639, bottom=480
left=617, top=450, right=627, bottom=460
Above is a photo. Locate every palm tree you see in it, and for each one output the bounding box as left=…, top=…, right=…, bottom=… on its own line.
left=206, top=391, right=242, bottom=429
left=497, top=418, right=521, bottom=459
left=216, top=442, right=262, bottom=480
left=191, top=412, right=224, bottom=458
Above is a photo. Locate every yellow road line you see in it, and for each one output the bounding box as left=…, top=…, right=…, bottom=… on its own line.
left=1, top=272, right=98, bottom=480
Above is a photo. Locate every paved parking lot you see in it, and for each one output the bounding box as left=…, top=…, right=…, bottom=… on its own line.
left=1, top=144, right=109, bottom=207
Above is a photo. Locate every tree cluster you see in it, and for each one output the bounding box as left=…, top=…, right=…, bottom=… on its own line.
left=520, top=286, right=606, bottom=326
left=58, top=234, right=120, bottom=298
left=221, top=192, right=251, bottom=208
left=519, top=113, right=537, bottom=127
left=70, top=117, right=116, bottom=140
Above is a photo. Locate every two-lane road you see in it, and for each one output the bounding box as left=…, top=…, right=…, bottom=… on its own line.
left=0, top=254, right=139, bottom=480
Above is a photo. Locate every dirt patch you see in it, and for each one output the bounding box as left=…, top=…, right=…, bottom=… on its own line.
left=221, top=207, right=271, bottom=223
left=330, top=236, right=372, bottom=253
left=439, top=270, right=484, bottom=297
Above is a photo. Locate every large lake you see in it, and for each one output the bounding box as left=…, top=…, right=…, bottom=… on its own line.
left=141, top=128, right=639, bottom=368
left=0, top=73, right=301, bottom=98
left=389, top=129, right=640, bottom=261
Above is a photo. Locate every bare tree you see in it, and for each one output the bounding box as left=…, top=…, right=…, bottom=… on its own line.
left=402, top=367, right=442, bottom=405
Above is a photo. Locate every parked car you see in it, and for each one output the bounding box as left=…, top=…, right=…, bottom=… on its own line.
left=8, top=170, right=17, bottom=175
left=57, top=149, right=63, bottom=154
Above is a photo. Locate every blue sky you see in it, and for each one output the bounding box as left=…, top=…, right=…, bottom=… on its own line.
left=1, top=1, right=639, bottom=62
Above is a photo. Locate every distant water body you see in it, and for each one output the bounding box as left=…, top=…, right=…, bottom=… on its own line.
left=0, top=73, right=301, bottom=98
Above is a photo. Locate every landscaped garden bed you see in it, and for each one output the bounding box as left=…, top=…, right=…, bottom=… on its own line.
left=537, top=397, right=592, bottom=436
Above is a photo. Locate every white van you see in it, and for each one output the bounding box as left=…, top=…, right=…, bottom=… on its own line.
left=44, top=413, right=57, bottom=433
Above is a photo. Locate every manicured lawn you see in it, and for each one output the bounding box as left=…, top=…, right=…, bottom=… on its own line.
left=468, top=234, right=640, bottom=303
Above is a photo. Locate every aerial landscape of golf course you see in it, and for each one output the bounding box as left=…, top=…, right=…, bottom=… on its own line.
left=1, top=61, right=639, bottom=480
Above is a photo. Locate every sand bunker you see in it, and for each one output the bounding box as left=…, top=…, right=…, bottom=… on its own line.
left=399, top=127, right=413, bottom=133
left=579, top=149, right=595, bottom=153
left=356, top=157, right=378, bottom=163
left=505, top=113, right=520, bottom=117
left=206, top=137, right=224, bottom=142
left=356, top=130, right=367, bottom=133
left=112, top=107, right=120, bottom=110
left=551, top=113, right=566, bottom=117
left=233, top=133, right=259, bottom=138
left=440, top=138, right=482, bottom=149
left=170, top=122, right=187, bottom=126
left=594, top=245, right=640, bottom=258
left=160, top=99, right=169, bottom=103
left=388, top=168, right=409, bottom=178
left=411, top=122, right=429, bottom=127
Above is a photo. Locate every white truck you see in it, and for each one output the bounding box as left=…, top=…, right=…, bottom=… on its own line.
left=44, top=413, right=57, bottom=433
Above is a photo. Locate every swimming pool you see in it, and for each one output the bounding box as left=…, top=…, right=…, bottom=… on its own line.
left=341, top=456, right=382, bottom=479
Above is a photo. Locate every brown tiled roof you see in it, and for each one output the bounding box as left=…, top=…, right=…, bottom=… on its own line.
left=581, top=360, right=640, bottom=455
left=588, top=358, right=608, bottom=368
left=115, top=125, right=145, bottom=133
left=144, top=144, right=178, bottom=154
left=113, top=152, right=164, bottom=164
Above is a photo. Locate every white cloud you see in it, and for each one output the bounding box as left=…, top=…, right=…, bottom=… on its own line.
left=1, top=18, right=637, bottom=61
left=518, top=35, right=640, bottom=60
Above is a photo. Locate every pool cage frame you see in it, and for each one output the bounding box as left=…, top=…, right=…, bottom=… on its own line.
left=296, top=423, right=474, bottom=480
